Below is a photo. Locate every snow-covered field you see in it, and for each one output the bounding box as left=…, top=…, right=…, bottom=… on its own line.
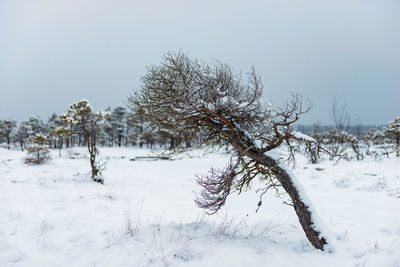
left=0, top=147, right=399, bottom=267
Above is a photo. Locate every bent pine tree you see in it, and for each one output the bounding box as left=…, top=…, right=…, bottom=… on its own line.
left=129, top=52, right=329, bottom=250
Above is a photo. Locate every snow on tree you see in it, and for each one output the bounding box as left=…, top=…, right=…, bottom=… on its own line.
left=384, top=116, right=400, bottom=157
left=0, top=120, right=17, bottom=150
left=111, top=106, right=127, bottom=147
left=304, top=122, right=325, bottom=164
left=363, top=128, right=384, bottom=146
left=26, top=116, right=45, bottom=136
left=60, top=99, right=107, bottom=183
left=341, top=131, right=363, bottom=160
left=46, top=113, right=63, bottom=148
left=128, top=51, right=333, bottom=250
left=102, top=107, right=114, bottom=147
left=14, top=122, right=31, bottom=151
left=125, top=111, right=143, bottom=146
left=49, top=126, right=72, bottom=157
left=25, top=134, right=50, bottom=164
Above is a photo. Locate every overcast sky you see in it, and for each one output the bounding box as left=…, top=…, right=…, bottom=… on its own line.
left=0, top=0, right=399, bottom=125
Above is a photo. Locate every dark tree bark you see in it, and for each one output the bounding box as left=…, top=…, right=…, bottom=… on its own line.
left=201, top=115, right=327, bottom=250
left=19, top=140, right=24, bottom=151
left=245, top=149, right=327, bottom=249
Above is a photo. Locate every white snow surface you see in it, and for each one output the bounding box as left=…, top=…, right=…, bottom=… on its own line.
left=0, top=147, right=399, bottom=266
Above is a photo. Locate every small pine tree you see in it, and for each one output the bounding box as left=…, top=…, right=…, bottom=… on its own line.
left=15, top=122, right=31, bottom=151
left=0, top=120, right=17, bottom=150
left=384, top=117, right=400, bottom=157
left=49, top=126, right=72, bottom=157
left=61, top=99, right=106, bottom=183
left=111, top=106, right=127, bottom=147
left=25, top=135, right=51, bottom=164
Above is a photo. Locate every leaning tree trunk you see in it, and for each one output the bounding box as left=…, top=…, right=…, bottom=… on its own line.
left=269, top=161, right=327, bottom=249
left=200, top=116, right=329, bottom=250
left=232, top=140, right=328, bottom=250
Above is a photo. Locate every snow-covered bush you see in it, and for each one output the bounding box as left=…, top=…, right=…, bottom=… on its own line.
left=25, top=134, right=50, bottom=164
left=303, top=123, right=324, bottom=164
left=341, top=132, right=363, bottom=160
left=363, top=127, right=398, bottom=158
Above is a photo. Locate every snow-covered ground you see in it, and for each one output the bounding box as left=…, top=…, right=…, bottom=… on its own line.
left=0, top=147, right=399, bottom=267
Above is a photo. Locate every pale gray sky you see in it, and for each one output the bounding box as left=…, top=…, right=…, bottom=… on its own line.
left=1, top=0, right=399, bottom=125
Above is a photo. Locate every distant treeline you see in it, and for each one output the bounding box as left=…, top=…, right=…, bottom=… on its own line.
left=295, top=124, right=384, bottom=135
left=0, top=105, right=398, bottom=160
left=0, top=105, right=192, bottom=151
